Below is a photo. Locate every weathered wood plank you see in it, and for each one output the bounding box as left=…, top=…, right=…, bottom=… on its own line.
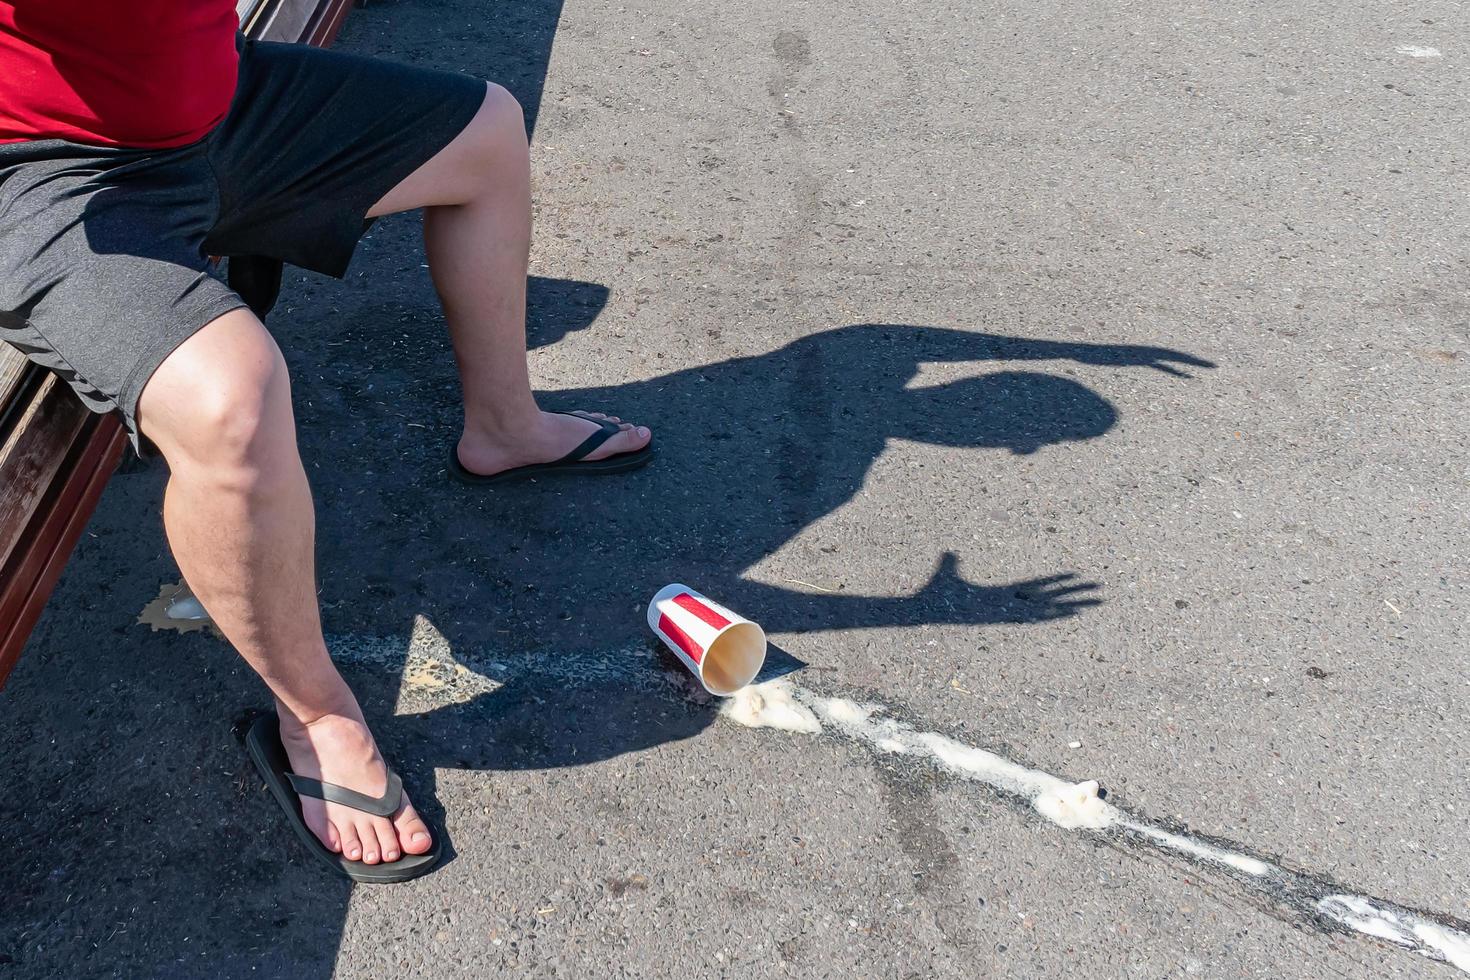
left=0, top=348, right=40, bottom=444
left=0, top=347, right=29, bottom=409
left=0, top=417, right=125, bottom=687
left=0, top=373, right=91, bottom=571
left=305, top=0, right=356, bottom=46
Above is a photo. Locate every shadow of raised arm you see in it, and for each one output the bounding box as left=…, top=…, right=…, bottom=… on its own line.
left=843, top=324, right=1216, bottom=378
left=722, top=552, right=1101, bottom=634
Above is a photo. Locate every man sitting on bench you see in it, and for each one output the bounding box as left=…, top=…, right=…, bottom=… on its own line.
left=0, top=1, right=653, bottom=881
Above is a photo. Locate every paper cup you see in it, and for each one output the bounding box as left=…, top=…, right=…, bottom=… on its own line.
left=647, top=584, right=766, bottom=695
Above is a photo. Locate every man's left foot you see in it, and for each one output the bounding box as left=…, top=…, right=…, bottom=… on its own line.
left=276, top=704, right=435, bottom=865
left=455, top=409, right=651, bottom=478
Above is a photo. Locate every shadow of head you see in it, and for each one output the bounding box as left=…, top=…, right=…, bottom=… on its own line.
left=895, top=370, right=1116, bottom=455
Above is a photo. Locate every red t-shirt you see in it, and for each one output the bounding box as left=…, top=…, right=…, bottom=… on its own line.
left=0, top=1, right=239, bottom=148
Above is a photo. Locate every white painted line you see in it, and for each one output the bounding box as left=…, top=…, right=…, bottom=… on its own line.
left=1397, top=45, right=1443, bottom=58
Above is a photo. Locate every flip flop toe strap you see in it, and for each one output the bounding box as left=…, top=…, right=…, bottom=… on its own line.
left=286, top=769, right=403, bottom=818
left=557, top=413, right=621, bottom=463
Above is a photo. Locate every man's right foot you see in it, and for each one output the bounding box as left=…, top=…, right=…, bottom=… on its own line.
left=455, top=408, right=651, bottom=478
left=276, top=705, right=432, bottom=864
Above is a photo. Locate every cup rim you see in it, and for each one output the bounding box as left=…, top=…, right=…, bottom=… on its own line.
left=700, top=621, right=767, bottom=695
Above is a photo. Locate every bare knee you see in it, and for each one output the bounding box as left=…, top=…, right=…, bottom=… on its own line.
left=459, top=83, right=529, bottom=184
left=191, top=351, right=290, bottom=474
left=478, top=82, right=528, bottom=150
left=367, top=82, right=529, bottom=215
left=139, top=309, right=296, bottom=486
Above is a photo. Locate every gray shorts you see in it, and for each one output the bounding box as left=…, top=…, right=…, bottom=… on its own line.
left=0, top=39, right=485, bottom=448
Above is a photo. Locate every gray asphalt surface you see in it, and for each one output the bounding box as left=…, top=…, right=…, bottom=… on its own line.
left=2, top=0, right=1467, bottom=977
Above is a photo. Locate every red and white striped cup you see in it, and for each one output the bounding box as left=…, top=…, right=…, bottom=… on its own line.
left=647, top=584, right=766, bottom=695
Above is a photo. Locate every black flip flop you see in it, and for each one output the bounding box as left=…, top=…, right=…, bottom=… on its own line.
left=448, top=411, right=655, bottom=485
left=245, top=712, right=442, bottom=884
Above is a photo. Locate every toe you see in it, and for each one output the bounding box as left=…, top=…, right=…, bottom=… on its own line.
left=338, top=822, right=363, bottom=862
left=394, top=802, right=434, bottom=855
left=588, top=423, right=651, bottom=461
left=370, top=817, right=401, bottom=863
left=355, top=817, right=382, bottom=864
left=325, top=822, right=342, bottom=854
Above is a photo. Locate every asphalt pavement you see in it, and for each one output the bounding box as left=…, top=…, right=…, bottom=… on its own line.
left=2, top=0, right=1467, bottom=976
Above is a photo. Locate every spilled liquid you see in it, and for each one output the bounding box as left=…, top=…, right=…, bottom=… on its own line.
left=136, top=581, right=214, bottom=635
left=722, top=679, right=1470, bottom=974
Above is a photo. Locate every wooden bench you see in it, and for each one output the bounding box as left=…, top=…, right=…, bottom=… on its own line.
left=0, top=0, right=357, bottom=686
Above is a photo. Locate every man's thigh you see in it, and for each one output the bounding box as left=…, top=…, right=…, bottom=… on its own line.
left=203, top=40, right=488, bottom=279
left=0, top=142, right=247, bottom=450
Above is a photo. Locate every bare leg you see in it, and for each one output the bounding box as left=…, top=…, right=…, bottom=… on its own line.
left=138, top=309, right=431, bottom=865
left=135, top=84, right=644, bottom=868
left=368, top=83, right=652, bottom=473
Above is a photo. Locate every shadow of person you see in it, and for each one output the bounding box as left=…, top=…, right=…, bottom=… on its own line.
left=578, top=323, right=1213, bottom=632
left=421, top=323, right=1206, bottom=638
left=305, top=322, right=1213, bottom=779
